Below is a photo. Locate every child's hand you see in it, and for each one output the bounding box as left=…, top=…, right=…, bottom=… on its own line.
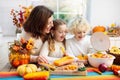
left=38, top=55, right=48, bottom=64
left=63, top=53, right=68, bottom=57
left=76, top=59, right=88, bottom=65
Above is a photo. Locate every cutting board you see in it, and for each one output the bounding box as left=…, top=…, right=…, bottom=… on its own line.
left=51, top=70, right=87, bottom=76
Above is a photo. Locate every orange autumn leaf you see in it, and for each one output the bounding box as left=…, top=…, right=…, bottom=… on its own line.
left=26, top=44, right=33, bottom=50
left=28, top=38, right=34, bottom=45
left=20, top=37, right=26, bottom=44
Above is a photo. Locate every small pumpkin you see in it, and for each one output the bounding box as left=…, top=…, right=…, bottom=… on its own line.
left=92, top=26, right=106, bottom=33
left=20, top=59, right=29, bottom=65
left=17, top=64, right=37, bottom=76
left=12, top=58, right=20, bottom=67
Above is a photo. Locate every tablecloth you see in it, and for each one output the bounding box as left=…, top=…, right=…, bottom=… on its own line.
left=0, top=69, right=120, bottom=80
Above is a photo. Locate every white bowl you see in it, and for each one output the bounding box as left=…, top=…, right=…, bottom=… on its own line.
left=88, top=54, right=115, bottom=67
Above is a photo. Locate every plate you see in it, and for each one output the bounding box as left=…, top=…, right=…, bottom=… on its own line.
left=91, top=32, right=110, bottom=51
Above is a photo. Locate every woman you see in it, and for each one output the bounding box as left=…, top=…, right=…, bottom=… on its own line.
left=21, top=5, right=54, bottom=63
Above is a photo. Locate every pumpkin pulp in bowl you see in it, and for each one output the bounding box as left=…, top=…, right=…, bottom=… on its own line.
left=88, top=52, right=115, bottom=67
left=77, top=55, right=88, bottom=65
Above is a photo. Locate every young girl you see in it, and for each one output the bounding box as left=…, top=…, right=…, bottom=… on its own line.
left=66, top=17, right=94, bottom=60
left=38, top=19, right=67, bottom=64
left=21, top=5, right=53, bottom=63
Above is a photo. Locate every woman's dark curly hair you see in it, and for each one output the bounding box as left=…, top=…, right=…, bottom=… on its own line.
left=23, top=5, right=53, bottom=39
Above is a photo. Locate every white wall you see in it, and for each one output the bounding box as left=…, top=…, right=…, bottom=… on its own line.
left=89, top=0, right=120, bottom=27
left=0, top=0, right=120, bottom=36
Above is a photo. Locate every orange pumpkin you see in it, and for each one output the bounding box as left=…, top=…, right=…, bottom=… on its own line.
left=12, top=58, right=20, bottom=68
left=9, top=52, right=30, bottom=68
left=92, top=26, right=106, bottom=33
left=20, top=59, right=29, bottom=65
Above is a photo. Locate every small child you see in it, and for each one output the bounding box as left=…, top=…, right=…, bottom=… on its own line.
left=38, top=19, right=68, bottom=63
left=66, top=17, right=94, bottom=60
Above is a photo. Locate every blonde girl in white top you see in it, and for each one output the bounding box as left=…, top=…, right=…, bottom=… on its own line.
left=66, top=17, right=93, bottom=60
left=38, top=19, right=67, bottom=64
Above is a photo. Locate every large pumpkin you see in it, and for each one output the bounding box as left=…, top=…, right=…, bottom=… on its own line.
left=92, top=26, right=106, bottom=33
left=17, top=64, right=37, bottom=76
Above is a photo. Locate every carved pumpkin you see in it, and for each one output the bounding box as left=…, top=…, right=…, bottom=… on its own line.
left=92, top=26, right=106, bottom=33
left=17, top=64, right=37, bottom=76
left=9, top=52, right=30, bottom=68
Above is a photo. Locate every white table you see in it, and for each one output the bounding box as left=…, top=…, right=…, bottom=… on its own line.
left=0, top=41, right=9, bottom=70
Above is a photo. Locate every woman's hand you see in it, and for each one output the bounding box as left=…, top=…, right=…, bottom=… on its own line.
left=37, top=55, right=48, bottom=64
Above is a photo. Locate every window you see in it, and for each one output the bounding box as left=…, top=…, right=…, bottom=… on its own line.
left=31, top=0, right=87, bottom=23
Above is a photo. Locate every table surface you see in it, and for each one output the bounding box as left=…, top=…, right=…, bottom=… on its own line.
left=0, top=63, right=16, bottom=72
left=0, top=36, right=120, bottom=80
left=0, top=63, right=120, bottom=80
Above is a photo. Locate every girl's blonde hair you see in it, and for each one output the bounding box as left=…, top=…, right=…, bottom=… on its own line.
left=48, top=19, right=66, bottom=52
left=69, top=17, right=90, bottom=34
